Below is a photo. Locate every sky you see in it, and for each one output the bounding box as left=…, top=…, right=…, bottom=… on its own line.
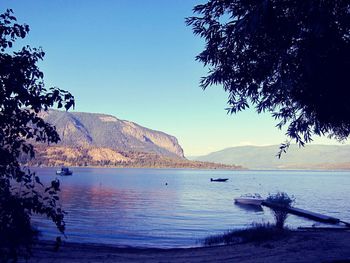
left=1, top=1, right=346, bottom=156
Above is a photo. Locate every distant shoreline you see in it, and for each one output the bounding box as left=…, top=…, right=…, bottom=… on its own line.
left=30, top=165, right=246, bottom=171
left=28, top=230, right=350, bottom=262
left=28, top=165, right=249, bottom=171
left=29, top=165, right=350, bottom=172
left=27, top=145, right=244, bottom=170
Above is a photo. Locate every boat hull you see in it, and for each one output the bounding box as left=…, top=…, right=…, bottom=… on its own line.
left=234, top=198, right=265, bottom=206
left=58, top=172, right=73, bottom=176
left=210, top=178, right=228, bottom=182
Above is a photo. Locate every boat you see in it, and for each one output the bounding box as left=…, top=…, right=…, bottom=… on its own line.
left=210, top=178, right=229, bottom=182
left=56, top=167, right=73, bottom=176
left=235, top=202, right=264, bottom=212
left=234, top=193, right=264, bottom=206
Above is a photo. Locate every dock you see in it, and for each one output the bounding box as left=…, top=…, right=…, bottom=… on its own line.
left=262, top=201, right=341, bottom=224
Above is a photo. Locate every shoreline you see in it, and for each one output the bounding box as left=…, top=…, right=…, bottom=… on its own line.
left=30, top=166, right=350, bottom=172
left=28, top=230, right=350, bottom=263
left=29, top=165, right=247, bottom=171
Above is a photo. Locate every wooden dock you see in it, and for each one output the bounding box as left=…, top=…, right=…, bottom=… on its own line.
left=262, top=201, right=341, bottom=224
left=298, top=226, right=350, bottom=231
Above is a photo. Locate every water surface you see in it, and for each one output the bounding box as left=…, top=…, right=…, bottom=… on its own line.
left=33, top=168, right=350, bottom=248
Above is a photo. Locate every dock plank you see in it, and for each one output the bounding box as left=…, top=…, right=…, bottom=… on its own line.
left=262, top=201, right=340, bottom=224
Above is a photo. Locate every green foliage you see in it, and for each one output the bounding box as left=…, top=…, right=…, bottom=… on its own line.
left=187, top=1, right=350, bottom=154
left=0, top=9, right=74, bottom=262
left=266, top=192, right=295, bottom=229
left=203, top=223, right=289, bottom=246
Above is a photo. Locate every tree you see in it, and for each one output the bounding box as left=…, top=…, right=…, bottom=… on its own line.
left=266, top=192, right=294, bottom=229
left=0, top=9, right=74, bottom=261
left=186, top=0, right=350, bottom=154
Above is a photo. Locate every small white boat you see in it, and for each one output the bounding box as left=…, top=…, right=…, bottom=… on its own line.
left=234, top=194, right=264, bottom=206
left=56, top=167, right=73, bottom=176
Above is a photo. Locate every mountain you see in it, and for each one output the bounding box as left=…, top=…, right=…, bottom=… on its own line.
left=30, top=110, right=242, bottom=169
left=38, top=110, right=184, bottom=158
left=193, top=145, right=350, bottom=169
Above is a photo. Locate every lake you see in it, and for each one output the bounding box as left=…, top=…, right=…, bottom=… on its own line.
left=32, top=168, right=350, bottom=248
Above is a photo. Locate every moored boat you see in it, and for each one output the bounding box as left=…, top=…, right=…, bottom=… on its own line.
left=210, top=178, right=229, bottom=182
left=235, top=202, right=264, bottom=212
left=56, top=167, right=73, bottom=176
left=234, top=193, right=264, bottom=206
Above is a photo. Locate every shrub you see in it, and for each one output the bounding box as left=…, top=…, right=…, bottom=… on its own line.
left=266, top=192, right=295, bottom=229
left=203, top=223, right=289, bottom=246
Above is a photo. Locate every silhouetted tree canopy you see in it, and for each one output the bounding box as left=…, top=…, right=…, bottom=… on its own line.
left=0, top=9, right=74, bottom=261
left=187, top=0, right=350, bottom=152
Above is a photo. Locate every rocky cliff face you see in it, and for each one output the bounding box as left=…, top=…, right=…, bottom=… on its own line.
left=39, top=110, right=184, bottom=158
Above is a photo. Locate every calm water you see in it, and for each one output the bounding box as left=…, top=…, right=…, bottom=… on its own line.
left=32, top=168, right=350, bottom=248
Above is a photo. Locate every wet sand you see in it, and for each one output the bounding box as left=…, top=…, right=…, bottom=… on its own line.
left=28, top=230, right=350, bottom=263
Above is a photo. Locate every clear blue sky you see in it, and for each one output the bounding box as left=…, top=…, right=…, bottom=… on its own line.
left=1, top=1, right=344, bottom=156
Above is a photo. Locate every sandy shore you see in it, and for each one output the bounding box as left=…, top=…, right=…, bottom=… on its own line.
left=27, top=230, right=350, bottom=263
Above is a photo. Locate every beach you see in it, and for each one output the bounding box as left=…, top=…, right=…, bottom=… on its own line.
left=28, top=230, right=350, bottom=263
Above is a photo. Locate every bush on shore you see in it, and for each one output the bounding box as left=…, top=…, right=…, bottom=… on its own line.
left=266, top=192, right=295, bottom=229
left=203, top=223, right=290, bottom=246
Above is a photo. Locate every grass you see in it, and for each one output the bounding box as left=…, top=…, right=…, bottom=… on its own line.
left=203, top=223, right=290, bottom=246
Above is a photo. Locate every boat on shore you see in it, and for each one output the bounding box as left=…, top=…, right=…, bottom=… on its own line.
left=234, top=193, right=264, bottom=206
left=56, top=167, right=73, bottom=176
left=210, top=178, right=228, bottom=182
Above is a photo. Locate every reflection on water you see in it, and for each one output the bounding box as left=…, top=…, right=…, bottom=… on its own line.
left=32, top=168, right=350, bottom=248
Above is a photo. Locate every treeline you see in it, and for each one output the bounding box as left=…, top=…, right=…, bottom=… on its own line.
left=23, top=145, right=243, bottom=170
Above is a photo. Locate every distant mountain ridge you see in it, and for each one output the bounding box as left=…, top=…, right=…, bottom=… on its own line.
left=193, top=144, right=350, bottom=169
left=31, top=110, right=242, bottom=169
left=39, top=110, right=184, bottom=158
